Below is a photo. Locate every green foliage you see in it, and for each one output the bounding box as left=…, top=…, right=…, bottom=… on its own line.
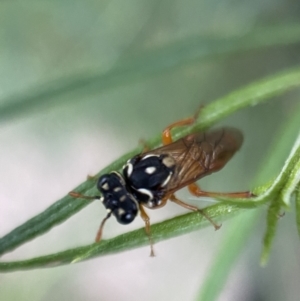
left=0, top=69, right=299, bottom=274
left=1, top=3, right=300, bottom=299
left=296, top=184, right=300, bottom=237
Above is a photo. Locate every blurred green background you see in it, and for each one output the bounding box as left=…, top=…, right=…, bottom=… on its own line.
left=0, top=1, right=300, bottom=300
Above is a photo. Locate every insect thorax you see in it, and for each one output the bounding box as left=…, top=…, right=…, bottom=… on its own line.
left=123, top=153, right=176, bottom=208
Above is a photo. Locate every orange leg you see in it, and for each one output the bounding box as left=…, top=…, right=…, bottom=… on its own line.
left=138, top=138, right=150, bottom=153
left=169, top=194, right=221, bottom=230
left=95, top=212, right=112, bottom=242
left=188, top=183, right=254, bottom=199
left=69, top=192, right=112, bottom=242
left=162, top=106, right=203, bottom=145
left=87, top=174, right=98, bottom=181
left=162, top=117, right=195, bottom=145
left=69, top=191, right=100, bottom=200
left=139, top=204, right=155, bottom=257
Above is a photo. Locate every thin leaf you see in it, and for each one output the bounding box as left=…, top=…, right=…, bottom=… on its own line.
left=196, top=101, right=300, bottom=300
left=216, top=128, right=300, bottom=206
left=0, top=68, right=300, bottom=271
left=295, top=184, right=300, bottom=238
left=1, top=24, right=300, bottom=122
left=0, top=204, right=244, bottom=272
left=261, top=129, right=300, bottom=265
left=280, top=149, right=300, bottom=207
left=196, top=211, right=259, bottom=301
left=260, top=197, right=282, bottom=266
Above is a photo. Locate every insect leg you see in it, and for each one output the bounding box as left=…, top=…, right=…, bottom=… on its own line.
left=188, top=183, right=254, bottom=198
left=95, top=211, right=112, bottom=242
left=69, top=191, right=110, bottom=242
left=69, top=191, right=100, bottom=200
left=169, top=194, right=221, bottom=230
left=87, top=174, right=98, bottom=181
left=138, top=138, right=150, bottom=153
left=162, top=106, right=203, bottom=145
left=139, top=204, right=155, bottom=257
left=162, top=117, right=196, bottom=145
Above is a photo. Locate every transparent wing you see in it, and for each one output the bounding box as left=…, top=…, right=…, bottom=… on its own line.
left=142, top=127, right=243, bottom=194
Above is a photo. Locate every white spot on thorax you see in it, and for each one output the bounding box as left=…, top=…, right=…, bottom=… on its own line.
left=162, top=156, right=175, bottom=168
left=145, top=166, right=156, bottom=174
left=142, top=154, right=159, bottom=160
left=138, top=188, right=153, bottom=201
left=161, top=172, right=172, bottom=187
left=124, top=163, right=133, bottom=177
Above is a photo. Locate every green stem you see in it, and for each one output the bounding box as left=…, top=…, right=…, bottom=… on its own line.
left=0, top=204, right=243, bottom=272
left=0, top=68, right=300, bottom=271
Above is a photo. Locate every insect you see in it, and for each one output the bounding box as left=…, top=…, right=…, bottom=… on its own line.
left=70, top=113, right=252, bottom=256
